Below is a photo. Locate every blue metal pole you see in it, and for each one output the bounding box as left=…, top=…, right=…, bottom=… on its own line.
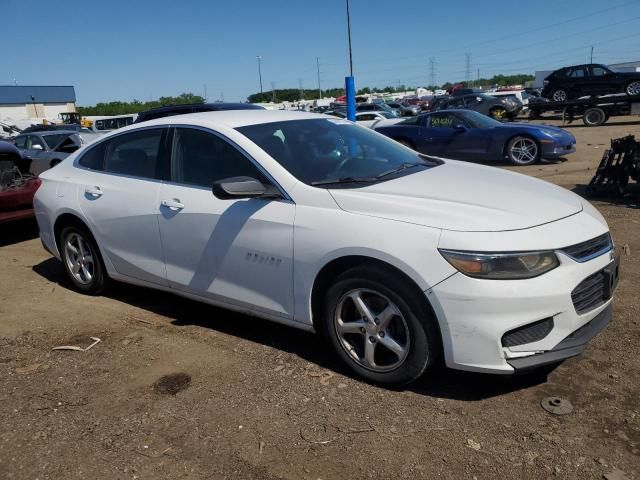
left=345, top=76, right=356, bottom=121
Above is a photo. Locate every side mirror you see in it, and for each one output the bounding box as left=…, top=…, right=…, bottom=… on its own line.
left=454, top=125, right=467, bottom=133
left=31, top=144, right=44, bottom=150
left=212, top=176, right=279, bottom=200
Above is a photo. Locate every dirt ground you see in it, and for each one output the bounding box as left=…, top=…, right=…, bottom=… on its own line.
left=1, top=115, right=639, bottom=480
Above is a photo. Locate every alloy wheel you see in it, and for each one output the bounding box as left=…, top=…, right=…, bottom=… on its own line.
left=334, top=288, right=410, bottom=372
left=626, top=81, right=640, bottom=96
left=552, top=90, right=568, bottom=102
left=64, top=232, right=95, bottom=285
left=510, top=137, right=538, bottom=164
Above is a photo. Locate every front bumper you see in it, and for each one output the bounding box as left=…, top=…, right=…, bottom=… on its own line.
left=542, top=141, right=576, bottom=158
left=427, top=246, right=615, bottom=374
left=507, top=304, right=611, bottom=372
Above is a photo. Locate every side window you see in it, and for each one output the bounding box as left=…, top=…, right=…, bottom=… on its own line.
left=14, top=136, right=27, bottom=148
left=171, top=128, right=268, bottom=188
left=447, top=98, right=464, bottom=108
left=78, top=141, right=107, bottom=170
left=28, top=136, right=45, bottom=149
left=569, top=68, right=586, bottom=78
left=103, top=128, right=164, bottom=179
left=357, top=114, right=376, bottom=121
left=590, top=66, right=609, bottom=77
left=429, top=114, right=455, bottom=128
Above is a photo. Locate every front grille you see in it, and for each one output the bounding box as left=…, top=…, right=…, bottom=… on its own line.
left=572, top=270, right=606, bottom=314
left=502, top=317, right=554, bottom=347
left=560, top=233, right=612, bottom=262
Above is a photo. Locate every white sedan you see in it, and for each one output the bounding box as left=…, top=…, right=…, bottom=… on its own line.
left=34, top=110, right=619, bottom=385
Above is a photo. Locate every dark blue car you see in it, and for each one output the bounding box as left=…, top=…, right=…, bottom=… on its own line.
left=375, top=109, right=576, bottom=165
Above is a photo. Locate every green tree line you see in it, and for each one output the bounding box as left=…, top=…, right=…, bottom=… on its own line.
left=77, top=93, right=205, bottom=116
left=247, top=74, right=534, bottom=102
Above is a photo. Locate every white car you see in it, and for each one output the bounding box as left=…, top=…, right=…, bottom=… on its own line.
left=34, top=110, right=619, bottom=386
left=355, top=111, right=403, bottom=129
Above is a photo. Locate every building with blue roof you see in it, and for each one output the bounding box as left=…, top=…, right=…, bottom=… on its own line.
left=0, top=85, right=77, bottom=125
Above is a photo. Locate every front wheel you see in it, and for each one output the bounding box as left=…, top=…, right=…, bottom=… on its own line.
left=59, top=225, right=109, bottom=294
left=506, top=136, right=540, bottom=165
left=625, top=81, right=640, bottom=96
left=321, top=266, right=440, bottom=386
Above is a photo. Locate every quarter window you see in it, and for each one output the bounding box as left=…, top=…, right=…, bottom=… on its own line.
left=171, top=128, right=267, bottom=188
left=78, top=142, right=106, bottom=170
left=13, top=136, right=26, bottom=148
left=103, top=128, right=164, bottom=179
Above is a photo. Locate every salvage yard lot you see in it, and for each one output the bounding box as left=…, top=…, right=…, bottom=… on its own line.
left=1, top=117, right=639, bottom=480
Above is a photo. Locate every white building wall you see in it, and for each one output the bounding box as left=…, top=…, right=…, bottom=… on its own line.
left=0, top=105, right=28, bottom=122
left=43, top=103, right=70, bottom=120
left=0, top=102, right=76, bottom=124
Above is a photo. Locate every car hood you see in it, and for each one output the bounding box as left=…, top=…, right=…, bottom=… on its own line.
left=499, top=122, right=574, bottom=138
left=329, top=160, right=583, bottom=232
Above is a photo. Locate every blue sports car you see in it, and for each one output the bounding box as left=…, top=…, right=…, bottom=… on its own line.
left=375, top=109, right=576, bottom=165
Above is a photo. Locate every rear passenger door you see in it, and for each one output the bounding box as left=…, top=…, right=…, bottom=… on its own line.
left=75, top=127, right=169, bottom=286
left=157, top=126, right=295, bottom=318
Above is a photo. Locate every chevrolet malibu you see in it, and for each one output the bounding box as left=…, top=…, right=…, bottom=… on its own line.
left=34, top=110, right=619, bottom=386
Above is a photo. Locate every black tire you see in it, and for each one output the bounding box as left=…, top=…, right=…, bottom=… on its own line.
left=625, top=80, right=640, bottom=97
left=59, top=225, right=109, bottom=295
left=395, top=138, right=415, bottom=150
left=489, top=107, right=507, bottom=121
left=582, top=107, right=607, bottom=127
left=320, top=265, right=440, bottom=386
left=551, top=89, right=568, bottom=102
left=505, top=136, right=541, bottom=166
left=50, top=159, right=62, bottom=168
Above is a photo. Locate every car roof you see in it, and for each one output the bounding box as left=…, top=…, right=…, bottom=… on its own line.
left=110, top=110, right=328, bottom=131
left=34, top=130, right=77, bottom=136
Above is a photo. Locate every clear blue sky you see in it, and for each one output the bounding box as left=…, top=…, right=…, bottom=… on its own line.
left=2, top=0, right=640, bottom=105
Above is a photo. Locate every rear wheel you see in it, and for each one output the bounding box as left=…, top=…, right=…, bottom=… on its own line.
left=552, top=89, right=568, bottom=102
left=625, top=81, right=640, bottom=96
left=489, top=107, right=507, bottom=121
left=506, top=136, right=540, bottom=165
left=321, top=265, right=440, bottom=386
left=583, top=107, right=607, bottom=127
left=59, top=225, right=108, bottom=294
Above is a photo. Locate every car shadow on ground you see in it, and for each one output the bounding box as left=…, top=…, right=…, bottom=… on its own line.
left=32, top=256, right=551, bottom=401
left=0, top=219, right=39, bottom=247
left=572, top=184, right=639, bottom=209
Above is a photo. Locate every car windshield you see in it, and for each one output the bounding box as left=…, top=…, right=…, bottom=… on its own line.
left=237, top=118, right=436, bottom=187
left=454, top=110, right=502, bottom=129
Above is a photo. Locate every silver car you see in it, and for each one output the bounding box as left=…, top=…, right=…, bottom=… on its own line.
left=13, top=131, right=83, bottom=175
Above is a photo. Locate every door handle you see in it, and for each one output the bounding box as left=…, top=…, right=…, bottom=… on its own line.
left=161, top=199, right=185, bottom=210
left=84, top=186, right=103, bottom=198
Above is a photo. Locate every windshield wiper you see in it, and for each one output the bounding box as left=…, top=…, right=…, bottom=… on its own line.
left=311, top=176, right=376, bottom=186
left=375, top=162, right=423, bottom=179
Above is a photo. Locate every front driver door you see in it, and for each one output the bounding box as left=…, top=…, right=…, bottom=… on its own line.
left=158, top=126, right=295, bottom=319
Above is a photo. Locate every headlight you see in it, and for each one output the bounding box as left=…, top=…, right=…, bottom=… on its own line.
left=438, top=249, right=559, bottom=279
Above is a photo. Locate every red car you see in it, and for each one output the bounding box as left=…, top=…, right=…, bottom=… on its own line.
left=0, top=141, right=40, bottom=224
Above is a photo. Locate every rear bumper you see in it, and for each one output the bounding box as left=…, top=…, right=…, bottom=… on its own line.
left=507, top=303, right=611, bottom=373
